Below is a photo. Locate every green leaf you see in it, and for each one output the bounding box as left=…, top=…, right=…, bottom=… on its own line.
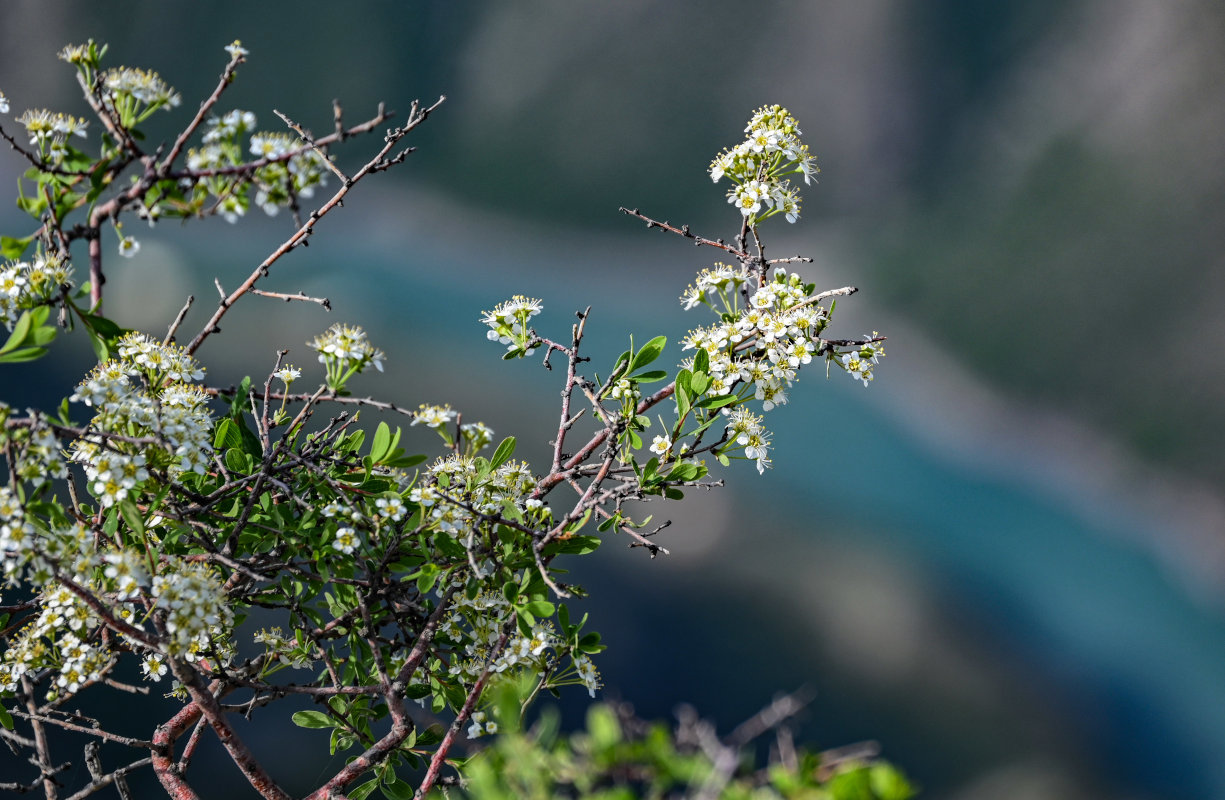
left=228, top=376, right=252, bottom=419
left=80, top=312, right=123, bottom=340
left=665, top=462, right=696, bottom=481
left=0, top=346, right=48, bottom=363
left=416, top=569, right=438, bottom=595
left=675, top=383, right=691, bottom=417
left=630, top=335, right=666, bottom=372
left=693, top=347, right=710, bottom=374
left=489, top=436, right=516, bottom=469
left=0, top=235, right=32, bottom=260
left=99, top=510, right=120, bottom=540
left=631, top=369, right=668, bottom=382
left=0, top=704, right=12, bottom=730
left=26, top=323, right=56, bottom=347
left=380, top=779, right=413, bottom=800
left=291, top=710, right=335, bottom=729
left=386, top=453, right=427, bottom=469
left=675, top=368, right=692, bottom=395
left=118, top=498, right=145, bottom=537
left=433, top=533, right=466, bottom=560
left=370, top=421, right=392, bottom=463
left=0, top=309, right=35, bottom=355
left=869, top=764, right=916, bottom=799
left=524, top=599, right=555, bottom=617
left=697, top=394, right=739, bottom=410
left=86, top=328, right=108, bottom=362
left=416, top=722, right=445, bottom=747
left=544, top=534, right=601, bottom=556
left=586, top=704, right=622, bottom=750
left=16, top=195, right=47, bottom=217
left=213, top=418, right=238, bottom=451
left=349, top=780, right=380, bottom=800
left=224, top=448, right=248, bottom=474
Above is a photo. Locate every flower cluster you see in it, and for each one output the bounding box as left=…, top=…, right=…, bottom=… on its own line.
left=0, top=252, right=73, bottom=328
left=3, top=413, right=67, bottom=484
left=101, top=67, right=181, bottom=126
left=676, top=267, right=885, bottom=471
left=69, top=333, right=214, bottom=505
left=723, top=407, right=773, bottom=474
left=481, top=295, right=542, bottom=358
left=0, top=582, right=106, bottom=698
left=15, top=109, right=88, bottom=161
left=678, top=262, right=753, bottom=313
left=151, top=560, right=234, bottom=659
left=253, top=627, right=317, bottom=671
left=0, top=500, right=91, bottom=586
left=183, top=107, right=330, bottom=223
left=680, top=269, right=825, bottom=413
left=708, top=104, right=818, bottom=225
left=841, top=335, right=886, bottom=387
left=415, top=454, right=544, bottom=538
left=308, top=323, right=385, bottom=391
left=248, top=131, right=332, bottom=216
left=412, top=403, right=456, bottom=429
left=441, top=590, right=559, bottom=691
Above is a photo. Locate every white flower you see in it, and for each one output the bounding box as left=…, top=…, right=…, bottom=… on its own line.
left=142, top=654, right=168, bottom=681
left=118, top=236, right=140, bottom=258
left=374, top=496, right=406, bottom=522
left=841, top=352, right=873, bottom=387
left=0, top=92, right=9, bottom=115
left=332, top=526, right=359, bottom=555
left=274, top=365, right=301, bottom=385
left=574, top=654, right=602, bottom=698
left=225, top=41, right=249, bottom=59
left=649, top=435, right=671, bottom=457
left=411, top=404, right=456, bottom=429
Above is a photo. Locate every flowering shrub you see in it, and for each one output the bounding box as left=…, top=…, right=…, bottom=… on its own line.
left=0, top=41, right=906, bottom=800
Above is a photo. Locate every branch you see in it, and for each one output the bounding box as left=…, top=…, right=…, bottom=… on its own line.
left=413, top=629, right=511, bottom=799
left=186, top=95, right=445, bottom=355
left=618, top=207, right=748, bottom=258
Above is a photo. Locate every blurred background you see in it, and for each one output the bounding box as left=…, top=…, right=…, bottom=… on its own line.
left=3, top=1, right=1225, bottom=798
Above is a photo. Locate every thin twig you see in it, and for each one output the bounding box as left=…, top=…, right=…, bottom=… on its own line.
left=249, top=288, right=331, bottom=309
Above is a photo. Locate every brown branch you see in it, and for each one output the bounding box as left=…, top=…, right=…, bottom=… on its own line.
left=535, top=382, right=675, bottom=496
left=273, top=109, right=349, bottom=184
left=151, top=701, right=205, bottom=800
left=304, top=588, right=458, bottom=800
left=619, top=207, right=748, bottom=258
left=168, top=658, right=290, bottom=800
left=157, top=50, right=246, bottom=175
left=185, top=95, right=445, bottom=356
left=63, top=757, right=151, bottom=800
left=413, top=629, right=511, bottom=799
left=163, top=295, right=195, bottom=345
left=249, top=287, right=331, bottom=309
left=21, top=675, right=58, bottom=800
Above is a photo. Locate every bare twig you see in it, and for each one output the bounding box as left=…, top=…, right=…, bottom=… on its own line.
left=186, top=95, right=445, bottom=355
left=618, top=207, right=748, bottom=258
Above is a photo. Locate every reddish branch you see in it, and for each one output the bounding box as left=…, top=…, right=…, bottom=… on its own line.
left=414, top=629, right=512, bottom=799
left=152, top=702, right=205, bottom=800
